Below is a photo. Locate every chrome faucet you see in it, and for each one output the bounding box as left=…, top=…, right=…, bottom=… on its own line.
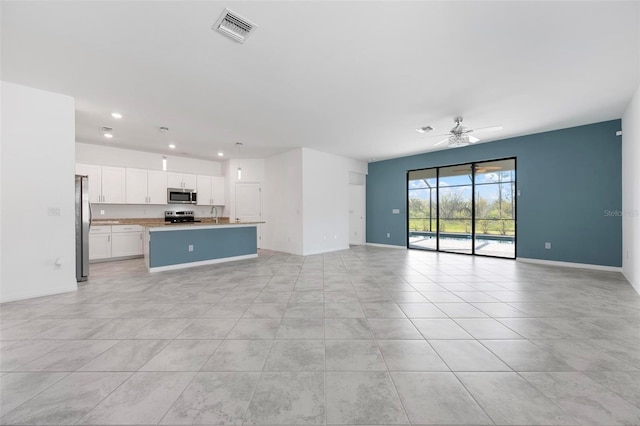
left=210, top=206, right=219, bottom=224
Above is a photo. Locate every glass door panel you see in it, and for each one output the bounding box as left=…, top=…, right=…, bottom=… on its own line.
left=438, top=164, right=473, bottom=254
left=408, top=168, right=437, bottom=250
left=474, top=159, right=516, bottom=258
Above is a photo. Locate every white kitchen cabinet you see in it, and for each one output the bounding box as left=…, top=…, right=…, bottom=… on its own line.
left=101, top=166, right=126, bottom=203
left=167, top=172, right=196, bottom=190
left=89, top=226, right=111, bottom=260
left=147, top=170, right=168, bottom=204
left=77, top=164, right=126, bottom=204
left=126, top=168, right=167, bottom=204
left=111, top=225, right=144, bottom=257
left=196, top=175, right=226, bottom=205
left=76, top=163, right=102, bottom=204
left=196, top=175, right=212, bottom=206
left=125, top=168, right=148, bottom=204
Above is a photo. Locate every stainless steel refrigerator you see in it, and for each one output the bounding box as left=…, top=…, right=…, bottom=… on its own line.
left=75, top=175, right=90, bottom=281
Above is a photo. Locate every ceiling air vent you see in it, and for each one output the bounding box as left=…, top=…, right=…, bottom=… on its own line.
left=213, top=8, right=257, bottom=44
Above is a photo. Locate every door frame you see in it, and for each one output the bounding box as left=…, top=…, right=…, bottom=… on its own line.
left=234, top=182, right=263, bottom=249
left=349, top=183, right=366, bottom=245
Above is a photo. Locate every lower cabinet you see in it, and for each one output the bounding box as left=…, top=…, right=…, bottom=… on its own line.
left=90, top=225, right=143, bottom=261
left=111, top=225, right=144, bottom=257
left=89, top=226, right=112, bottom=260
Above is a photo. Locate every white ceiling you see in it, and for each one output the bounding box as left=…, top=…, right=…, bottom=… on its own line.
left=2, top=1, right=638, bottom=162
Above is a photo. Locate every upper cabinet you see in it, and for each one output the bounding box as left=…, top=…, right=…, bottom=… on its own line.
left=147, top=170, right=168, bottom=204
left=77, top=163, right=221, bottom=206
left=197, top=175, right=226, bottom=205
left=76, top=163, right=125, bottom=204
left=126, top=168, right=167, bottom=205
left=125, top=168, right=147, bottom=204
left=167, top=172, right=197, bottom=190
left=100, top=166, right=127, bottom=204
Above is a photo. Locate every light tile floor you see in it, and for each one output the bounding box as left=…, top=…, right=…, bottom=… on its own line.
left=1, top=246, right=640, bottom=425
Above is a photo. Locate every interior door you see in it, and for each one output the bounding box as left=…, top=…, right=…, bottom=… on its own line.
left=235, top=182, right=262, bottom=248
left=349, top=184, right=365, bottom=245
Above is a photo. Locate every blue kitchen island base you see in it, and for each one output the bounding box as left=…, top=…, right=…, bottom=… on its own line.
left=145, top=224, right=258, bottom=272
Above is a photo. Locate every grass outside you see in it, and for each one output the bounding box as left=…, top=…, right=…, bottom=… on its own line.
left=409, top=218, right=515, bottom=236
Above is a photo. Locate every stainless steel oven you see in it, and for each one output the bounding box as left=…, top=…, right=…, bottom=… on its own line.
left=167, top=188, right=197, bottom=204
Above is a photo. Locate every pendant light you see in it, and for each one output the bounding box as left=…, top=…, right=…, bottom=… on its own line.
left=159, top=127, right=170, bottom=171
left=235, top=142, right=243, bottom=180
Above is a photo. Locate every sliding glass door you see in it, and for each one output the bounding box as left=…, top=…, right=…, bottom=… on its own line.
left=408, top=168, right=437, bottom=250
left=407, top=158, right=516, bottom=259
left=474, top=159, right=516, bottom=257
left=438, top=164, right=473, bottom=254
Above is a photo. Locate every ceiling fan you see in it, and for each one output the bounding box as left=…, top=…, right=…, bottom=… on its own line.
left=422, top=117, right=502, bottom=148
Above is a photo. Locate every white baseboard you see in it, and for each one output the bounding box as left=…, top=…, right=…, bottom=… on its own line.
left=0, top=285, right=77, bottom=304
left=517, top=257, right=622, bottom=272
left=365, top=243, right=406, bottom=250
left=149, top=254, right=258, bottom=273
left=302, top=245, right=351, bottom=256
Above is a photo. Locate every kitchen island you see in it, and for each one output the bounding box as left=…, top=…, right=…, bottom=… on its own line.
left=144, top=222, right=260, bottom=272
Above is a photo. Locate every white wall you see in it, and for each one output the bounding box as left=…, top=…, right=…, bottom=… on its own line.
left=76, top=143, right=222, bottom=176
left=301, top=148, right=368, bottom=255
left=1, top=82, right=77, bottom=302
left=622, top=83, right=640, bottom=293
left=263, top=149, right=303, bottom=255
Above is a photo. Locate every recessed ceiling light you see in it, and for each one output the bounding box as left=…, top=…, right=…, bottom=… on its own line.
left=104, top=133, right=113, bottom=139
left=111, top=112, right=122, bottom=119
left=159, top=127, right=169, bottom=133
left=168, top=144, right=176, bottom=149
left=217, top=152, right=224, bottom=157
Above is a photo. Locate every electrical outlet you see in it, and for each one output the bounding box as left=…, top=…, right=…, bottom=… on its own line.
left=387, top=233, right=391, bottom=238
left=188, top=245, right=194, bottom=252
left=545, top=242, right=551, bottom=249
left=100, top=210, right=105, bottom=215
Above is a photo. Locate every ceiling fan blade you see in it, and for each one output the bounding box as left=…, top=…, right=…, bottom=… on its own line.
left=434, top=137, right=449, bottom=146
left=470, top=125, right=503, bottom=133
left=469, top=135, right=480, bottom=143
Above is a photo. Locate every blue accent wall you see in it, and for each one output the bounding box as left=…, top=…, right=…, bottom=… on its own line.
left=366, top=120, right=622, bottom=267
left=150, top=226, right=257, bottom=268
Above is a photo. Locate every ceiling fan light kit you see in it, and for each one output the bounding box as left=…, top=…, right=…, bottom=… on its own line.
left=448, top=133, right=470, bottom=147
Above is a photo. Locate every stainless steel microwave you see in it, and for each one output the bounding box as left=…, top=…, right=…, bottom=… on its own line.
left=167, top=188, right=197, bottom=204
